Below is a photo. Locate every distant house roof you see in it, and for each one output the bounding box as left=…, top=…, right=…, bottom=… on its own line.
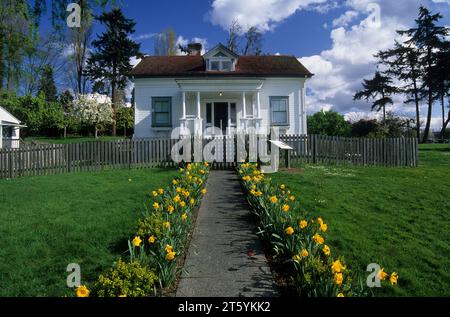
left=129, top=55, right=313, bottom=78
left=0, top=106, right=21, bottom=127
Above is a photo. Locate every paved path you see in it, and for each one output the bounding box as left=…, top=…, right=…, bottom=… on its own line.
left=176, top=170, right=278, bottom=297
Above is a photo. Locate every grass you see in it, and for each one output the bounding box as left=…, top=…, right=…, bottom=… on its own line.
left=23, top=136, right=125, bottom=144
left=271, top=144, right=450, bottom=297
left=0, top=168, right=178, bottom=297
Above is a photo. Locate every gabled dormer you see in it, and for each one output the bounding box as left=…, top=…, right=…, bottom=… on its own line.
left=203, top=43, right=239, bottom=72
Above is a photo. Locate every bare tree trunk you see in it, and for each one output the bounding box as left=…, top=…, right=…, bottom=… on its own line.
left=111, top=63, right=117, bottom=136
left=124, top=126, right=126, bottom=138
left=441, top=94, right=445, bottom=140
left=412, top=79, right=421, bottom=140
left=422, top=46, right=434, bottom=144
left=441, top=109, right=450, bottom=140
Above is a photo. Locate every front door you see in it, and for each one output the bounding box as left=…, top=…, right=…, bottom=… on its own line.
left=214, top=102, right=228, bottom=134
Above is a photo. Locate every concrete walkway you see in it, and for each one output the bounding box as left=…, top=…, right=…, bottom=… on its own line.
left=176, top=170, right=278, bottom=297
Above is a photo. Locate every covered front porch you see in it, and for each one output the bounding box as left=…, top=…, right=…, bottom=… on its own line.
left=176, top=79, right=265, bottom=136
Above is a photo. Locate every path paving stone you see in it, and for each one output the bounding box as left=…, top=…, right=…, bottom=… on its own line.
left=176, top=170, right=278, bottom=297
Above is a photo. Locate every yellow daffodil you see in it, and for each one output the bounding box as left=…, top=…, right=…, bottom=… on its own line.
left=285, top=227, right=295, bottom=235
left=166, top=251, right=176, bottom=261
left=200, top=170, right=205, bottom=174
left=187, top=163, right=192, bottom=170
left=152, top=191, right=158, bottom=197
left=300, top=249, right=309, bottom=258
left=204, top=162, right=209, bottom=167
left=323, top=245, right=331, bottom=256
left=282, top=204, right=290, bottom=212
left=132, top=236, right=142, bottom=247
left=165, top=244, right=173, bottom=253
left=320, top=223, right=328, bottom=232
left=163, top=221, right=170, bottom=229
left=334, top=273, right=343, bottom=285
left=153, top=202, right=160, bottom=210
left=76, top=285, right=90, bottom=297
left=176, top=187, right=182, bottom=193
left=337, top=293, right=344, bottom=297
left=182, top=191, right=190, bottom=198
left=179, top=168, right=184, bottom=172
left=167, top=205, right=175, bottom=214
left=180, top=201, right=186, bottom=207
left=158, top=188, right=164, bottom=195
left=270, top=196, right=278, bottom=204
left=198, top=179, right=203, bottom=186
left=174, top=195, right=181, bottom=203
left=299, top=220, right=308, bottom=229
left=280, top=184, right=285, bottom=190
left=313, top=233, right=325, bottom=245
left=317, top=217, right=324, bottom=225
left=148, top=235, right=156, bottom=244
left=202, top=188, right=207, bottom=194
left=172, top=179, right=178, bottom=185
left=250, top=189, right=256, bottom=196
left=378, top=268, right=388, bottom=281
left=181, top=213, right=188, bottom=221
left=289, top=196, right=295, bottom=202
left=390, top=272, right=398, bottom=285
left=292, top=254, right=301, bottom=262
left=256, top=191, right=263, bottom=197
left=190, top=198, right=195, bottom=205
left=331, top=260, right=346, bottom=273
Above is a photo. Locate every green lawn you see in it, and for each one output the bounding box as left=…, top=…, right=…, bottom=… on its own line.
left=24, top=136, right=125, bottom=144
left=271, top=144, right=450, bottom=297
left=0, top=168, right=177, bottom=297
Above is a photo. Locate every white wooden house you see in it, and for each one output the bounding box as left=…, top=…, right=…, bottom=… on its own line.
left=130, top=43, right=313, bottom=138
left=0, top=106, right=23, bottom=149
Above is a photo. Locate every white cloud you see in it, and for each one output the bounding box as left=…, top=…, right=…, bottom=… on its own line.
left=300, top=0, right=448, bottom=130
left=132, top=33, right=158, bottom=41
left=175, top=36, right=208, bottom=55
left=332, top=10, right=359, bottom=27
left=208, top=0, right=328, bottom=32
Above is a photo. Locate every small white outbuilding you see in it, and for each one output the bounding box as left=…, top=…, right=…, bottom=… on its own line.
left=0, top=106, right=24, bottom=149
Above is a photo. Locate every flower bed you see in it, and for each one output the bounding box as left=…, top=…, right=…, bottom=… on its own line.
left=238, top=163, right=398, bottom=297
left=76, top=163, right=210, bottom=297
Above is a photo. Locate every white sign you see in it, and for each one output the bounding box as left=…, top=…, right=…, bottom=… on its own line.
left=269, top=140, right=293, bottom=150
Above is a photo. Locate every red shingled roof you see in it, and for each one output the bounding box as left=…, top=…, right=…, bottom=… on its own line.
left=129, top=55, right=313, bottom=78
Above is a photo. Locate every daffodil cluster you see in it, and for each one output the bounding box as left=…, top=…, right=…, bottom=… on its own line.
left=129, top=162, right=210, bottom=288
left=238, top=163, right=398, bottom=297
left=78, top=163, right=210, bottom=297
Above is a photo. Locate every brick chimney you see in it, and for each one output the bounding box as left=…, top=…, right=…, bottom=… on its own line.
left=187, top=43, right=202, bottom=56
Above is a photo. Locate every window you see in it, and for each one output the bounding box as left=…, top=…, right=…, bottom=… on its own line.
left=221, top=61, right=232, bottom=71
left=210, top=61, right=220, bottom=71
left=207, top=59, right=235, bottom=71
left=206, top=103, right=212, bottom=125
left=230, top=103, right=236, bottom=125
left=152, top=97, right=172, bottom=127
left=270, top=97, right=289, bottom=126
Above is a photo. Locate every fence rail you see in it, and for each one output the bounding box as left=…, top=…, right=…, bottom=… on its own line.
left=280, top=134, right=418, bottom=168
left=0, top=135, right=418, bottom=179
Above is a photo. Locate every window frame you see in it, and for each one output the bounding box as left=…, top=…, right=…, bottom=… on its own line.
left=270, top=96, right=290, bottom=126
left=207, top=58, right=235, bottom=71
left=151, top=97, right=172, bottom=128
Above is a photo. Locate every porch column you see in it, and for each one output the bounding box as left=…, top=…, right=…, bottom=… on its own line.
left=257, top=91, right=261, bottom=118
left=242, top=92, right=247, bottom=118
left=182, top=91, right=186, bottom=119
left=197, top=91, right=201, bottom=118
left=0, top=125, right=2, bottom=149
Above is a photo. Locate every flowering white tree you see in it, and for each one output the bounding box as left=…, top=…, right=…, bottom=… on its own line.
left=73, top=93, right=114, bottom=138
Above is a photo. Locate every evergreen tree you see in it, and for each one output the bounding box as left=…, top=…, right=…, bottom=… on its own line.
left=38, top=64, right=57, bottom=102
left=376, top=42, right=423, bottom=139
left=85, top=8, right=141, bottom=136
left=354, top=72, right=399, bottom=122
left=398, top=6, right=449, bottom=143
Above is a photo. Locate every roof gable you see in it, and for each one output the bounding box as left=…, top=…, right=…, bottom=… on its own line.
left=203, top=43, right=239, bottom=59
left=0, top=106, right=21, bottom=125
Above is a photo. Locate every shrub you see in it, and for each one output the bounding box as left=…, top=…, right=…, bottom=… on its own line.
left=238, top=163, right=398, bottom=297
left=93, top=260, right=158, bottom=297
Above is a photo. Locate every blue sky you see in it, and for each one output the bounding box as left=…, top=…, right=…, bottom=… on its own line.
left=47, top=0, right=450, bottom=130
